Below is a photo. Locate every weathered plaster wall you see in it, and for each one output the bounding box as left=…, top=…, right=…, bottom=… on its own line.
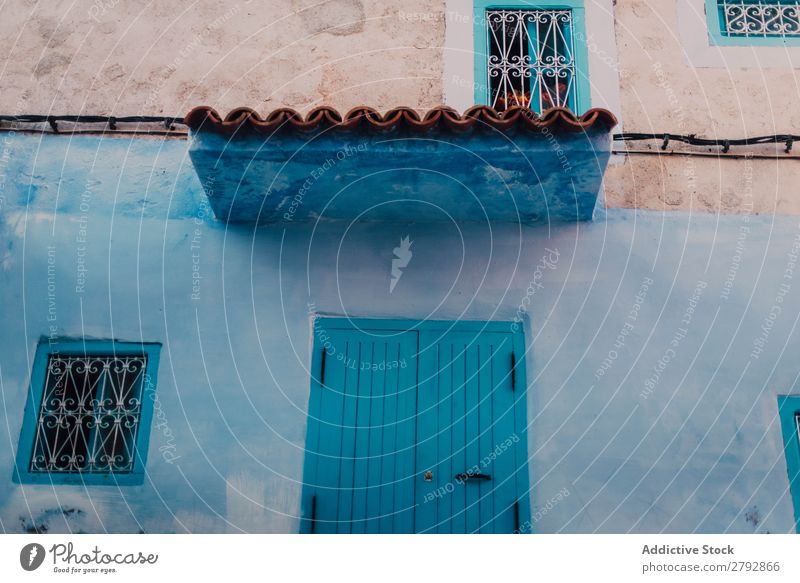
left=1, top=134, right=798, bottom=533
left=604, top=0, right=800, bottom=213
left=616, top=0, right=800, bottom=135
left=1, top=0, right=799, bottom=534
left=0, top=0, right=445, bottom=115
left=2, top=0, right=797, bottom=217
left=187, top=127, right=611, bottom=224
left=617, top=0, right=800, bottom=135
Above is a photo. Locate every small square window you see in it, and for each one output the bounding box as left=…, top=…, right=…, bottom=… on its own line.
left=707, top=0, right=800, bottom=45
left=14, top=341, right=161, bottom=485
left=778, top=396, right=800, bottom=532
left=796, top=412, right=800, bottom=445
left=717, top=1, right=800, bottom=38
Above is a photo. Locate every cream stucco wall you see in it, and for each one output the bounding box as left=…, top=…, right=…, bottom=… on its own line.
left=1, top=0, right=798, bottom=214
left=3, top=1, right=800, bottom=535
left=618, top=0, right=800, bottom=135
left=0, top=0, right=445, bottom=116
left=604, top=0, right=800, bottom=213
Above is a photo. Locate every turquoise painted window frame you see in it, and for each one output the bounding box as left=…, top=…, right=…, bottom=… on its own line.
left=301, top=318, right=532, bottom=533
left=778, top=395, right=800, bottom=532
left=13, top=339, right=162, bottom=486
left=473, top=0, right=592, bottom=114
left=706, top=0, right=800, bottom=46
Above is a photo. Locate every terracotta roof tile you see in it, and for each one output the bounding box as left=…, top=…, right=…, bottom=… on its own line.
left=184, top=105, right=617, bottom=135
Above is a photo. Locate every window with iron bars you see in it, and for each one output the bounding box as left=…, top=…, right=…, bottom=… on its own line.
left=486, top=9, right=577, bottom=112
left=796, top=413, right=800, bottom=445
left=716, top=1, right=800, bottom=37
left=778, top=397, right=800, bottom=532
left=28, top=353, right=149, bottom=474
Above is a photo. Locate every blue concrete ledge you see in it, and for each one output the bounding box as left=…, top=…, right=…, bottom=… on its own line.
left=188, top=126, right=612, bottom=225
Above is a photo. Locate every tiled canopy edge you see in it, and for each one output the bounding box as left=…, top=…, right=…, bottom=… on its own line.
left=184, top=105, right=618, bottom=135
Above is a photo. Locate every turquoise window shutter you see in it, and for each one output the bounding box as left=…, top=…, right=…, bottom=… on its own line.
left=778, top=395, right=800, bottom=532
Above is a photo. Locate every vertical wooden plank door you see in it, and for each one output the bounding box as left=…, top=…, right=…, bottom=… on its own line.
left=301, top=321, right=529, bottom=534
left=415, top=330, right=527, bottom=533
left=302, top=328, right=418, bottom=534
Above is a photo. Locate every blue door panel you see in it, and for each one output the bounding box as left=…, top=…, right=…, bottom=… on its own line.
left=311, top=334, right=350, bottom=533
left=302, top=321, right=528, bottom=534
left=303, top=330, right=418, bottom=534
left=378, top=344, right=399, bottom=534
left=415, top=339, right=439, bottom=533
left=449, top=342, right=468, bottom=534
left=365, top=342, right=387, bottom=534
left=477, top=342, right=495, bottom=533
left=335, top=334, right=359, bottom=534
left=435, top=343, right=454, bottom=533
left=464, top=342, right=481, bottom=534
left=393, top=340, right=418, bottom=534
left=491, top=338, right=519, bottom=533
left=416, top=331, right=521, bottom=534
left=512, top=331, right=532, bottom=530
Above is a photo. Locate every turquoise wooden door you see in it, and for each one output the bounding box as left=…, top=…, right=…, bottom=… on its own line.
left=301, top=320, right=529, bottom=534
left=302, top=328, right=419, bottom=534
left=415, top=330, right=529, bottom=533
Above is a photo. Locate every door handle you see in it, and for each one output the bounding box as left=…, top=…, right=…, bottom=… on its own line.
left=455, top=472, right=491, bottom=482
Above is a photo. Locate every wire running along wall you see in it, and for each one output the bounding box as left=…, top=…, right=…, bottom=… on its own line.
left=1, top=115, right=798, bottom=154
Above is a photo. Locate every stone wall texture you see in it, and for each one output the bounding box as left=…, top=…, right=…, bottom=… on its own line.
left=0, top=0, right=445, bottom=115
left=0, top=0, right=797, bottom=214
left=605, top=0, right=800, bottom=214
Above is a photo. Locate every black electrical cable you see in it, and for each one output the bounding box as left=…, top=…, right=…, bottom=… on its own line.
left=615, top=132, right=799, bottom=153
left=0, top=115, right=798, bottom=152
left=0, top=114, right=184, bottom=131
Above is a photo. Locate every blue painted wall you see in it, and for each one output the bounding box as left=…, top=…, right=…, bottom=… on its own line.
left=187, top=127, right=610, bottom=224
left=0, top=133, right=798, bottom=533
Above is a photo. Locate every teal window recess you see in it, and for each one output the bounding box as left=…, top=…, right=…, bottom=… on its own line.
left=706, top=0, right=800, bottom=46
left=473, top=0, right=592, bottom=114
left=13, top=339, right=161, bottom=486
left=778, top=395, right=800, bottom=532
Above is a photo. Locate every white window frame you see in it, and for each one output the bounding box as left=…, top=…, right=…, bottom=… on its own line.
left=443, top=0, right=623, bottom=127
left=679, top=0, right=800, bottom=67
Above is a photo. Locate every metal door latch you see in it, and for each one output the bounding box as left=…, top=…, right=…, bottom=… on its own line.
left=455, top=472, right=491, bottom=482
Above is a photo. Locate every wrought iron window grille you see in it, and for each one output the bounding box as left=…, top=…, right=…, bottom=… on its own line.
left=717, top=1, right=800, bottom=37
left=796, top=413, right=800, bottom=445
left=29, top=355, right=148, bottom=474
left=486, top=9, right=577, bottom=112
